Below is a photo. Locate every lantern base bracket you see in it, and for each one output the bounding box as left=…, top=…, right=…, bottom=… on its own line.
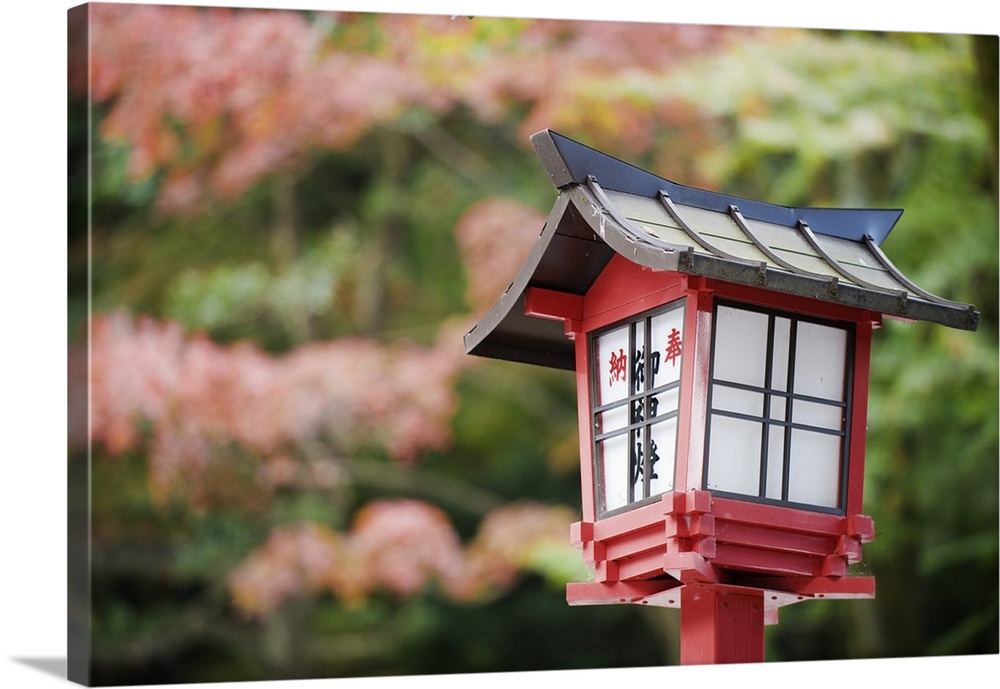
left=566, top=574, right=875, bottom=618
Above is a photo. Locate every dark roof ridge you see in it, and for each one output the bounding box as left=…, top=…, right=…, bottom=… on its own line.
left=530, top=129, right=903, bottom=245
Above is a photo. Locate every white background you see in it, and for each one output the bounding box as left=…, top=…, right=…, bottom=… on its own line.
left=1, top=1, right=995, bottom=688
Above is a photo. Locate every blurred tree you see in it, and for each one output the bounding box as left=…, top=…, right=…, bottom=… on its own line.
left=68, top=5, right=997, bottom=683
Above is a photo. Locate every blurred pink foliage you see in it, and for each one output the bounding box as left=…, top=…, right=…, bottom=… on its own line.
left=86, top=311, right=473, bottom=504
left=229, top=522, right=342, bottom=617
left=453, top=198, right=546, bottom=312
left=86, top=5, right=427, bottom=213
left=82, top=5, right=746, bottom=215
left=70, top=5, right=705, bottom=617
left=337, top=499, right=466, bottom=602
left=229, top=500, right=578, bottom=616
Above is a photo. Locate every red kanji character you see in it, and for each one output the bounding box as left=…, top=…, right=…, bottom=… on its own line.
left=608, top=348, right=627, bottom=386
left=665, top=328, right=682, bottom=367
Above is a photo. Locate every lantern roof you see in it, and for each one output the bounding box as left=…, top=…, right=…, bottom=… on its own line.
left=464, top=130, right=980, bottom=370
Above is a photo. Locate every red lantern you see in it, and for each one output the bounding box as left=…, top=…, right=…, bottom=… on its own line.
left=465, top=130, right=979, bottom=664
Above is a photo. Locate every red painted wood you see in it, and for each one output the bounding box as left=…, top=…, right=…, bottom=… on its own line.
left=567, top=579, right=682, bottom=606
left=524, top=287, right=584, bottom=334
left=713, top=521, right=836, bottom=556
left=574, top=333, right=597, bottom=522
left=573, top=491, right=871, bottom=587
left=677, top=286, right=715, bottom=492
left=665, top=512, right=715, bottom=539
left=711, top=542, right=830, bottom=577
left=664, top=551, right=719, bottom=584
left=711, top=497, right=849, bottom=536
left=836, top=534, right=864, bottom=563
left=603, top=523, right=670, bottom=560
left=680, top=585, right=765, bottom=664
left=846, top=319, right=873, bottom=514
left=672, top=284, right=701, bottom=492
left=581, top=254, right=687, bottom=327
left=848, top=513, right=876, bottom=542
left=591, top=498, right=669, bottom=541
left=616, top=548, right=674, bottom=581
left=743, top=574, right=875, bottom=599
left=594, top=559, right=619, bottom=583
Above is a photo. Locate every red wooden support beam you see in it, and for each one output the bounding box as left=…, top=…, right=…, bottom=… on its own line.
left=524, top=287, right=584, bottom=334
left=680, top=585, right=765, bottom=665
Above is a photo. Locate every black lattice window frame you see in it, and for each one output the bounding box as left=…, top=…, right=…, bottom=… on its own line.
left=702, top=299, right=856, bottom=516
left=590, top=299, right=686, bottom=518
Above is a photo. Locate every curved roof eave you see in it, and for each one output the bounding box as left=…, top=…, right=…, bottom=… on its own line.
left=463, top=192, right=610, bottom=370
left=464, top=133, right=979, bottom=370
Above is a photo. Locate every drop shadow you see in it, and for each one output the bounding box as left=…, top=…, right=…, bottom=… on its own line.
left=12, top=657, right=67, bottom=680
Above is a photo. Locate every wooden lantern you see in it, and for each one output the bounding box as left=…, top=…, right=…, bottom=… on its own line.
left=464, top=130, right=979, bottom=664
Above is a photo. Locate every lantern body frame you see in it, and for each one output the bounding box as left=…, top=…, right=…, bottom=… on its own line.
left=468, top=130, right=978, bottom=619
left=529, top=254, right=878, bottom=612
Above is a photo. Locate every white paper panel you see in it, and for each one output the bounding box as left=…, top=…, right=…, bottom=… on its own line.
left=595, top=325, right=630, bottom=405
left=648, top=417, right=677, bottom=495
left=712, top=385, right=764, bottom=417
left=765, top=429, right=786, bottom=500
left=706, top=415, right=762, bottom=496
left=770, top=316, right=791, bottom=391
left=713, top=306, right=769, bottom=386
left=787, top=430, right=842, bottom=508
left=600, top=433, right=630, bottom=512
left=597, top=404, right=629, bottom=436
left=768, top=395, right=786, bottom=421
left=794, top=322, right=847, bottom=401
left=793, top=399, right=844, bottom=431
left=650, top=304, right=685, bottom=389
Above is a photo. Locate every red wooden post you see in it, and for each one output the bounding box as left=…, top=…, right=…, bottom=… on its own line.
left=680, top=584, right=765, bottom=664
